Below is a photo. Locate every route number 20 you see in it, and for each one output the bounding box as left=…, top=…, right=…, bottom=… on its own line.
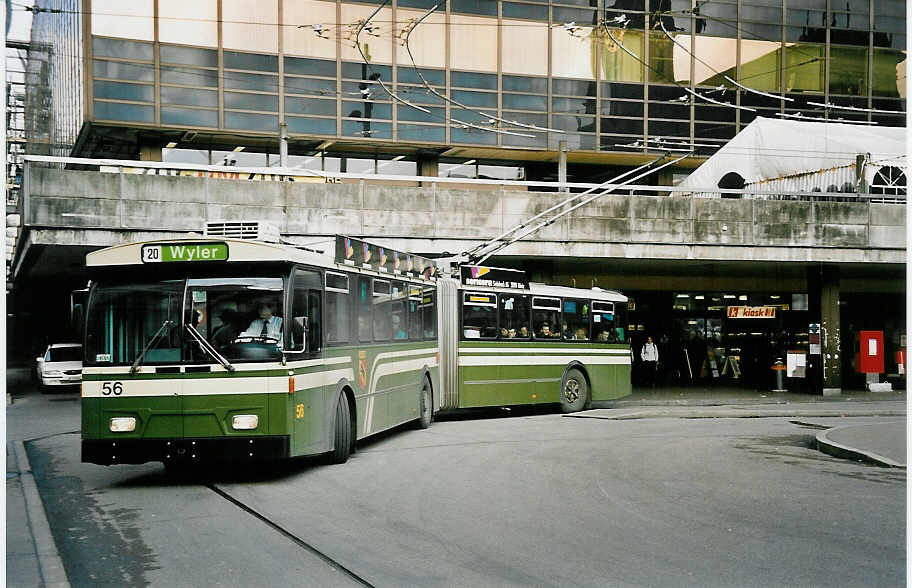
left=102, top=382, right=124, bottom=396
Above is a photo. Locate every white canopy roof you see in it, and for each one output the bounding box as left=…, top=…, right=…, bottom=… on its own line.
left=676, top=117, right=907, bottom=192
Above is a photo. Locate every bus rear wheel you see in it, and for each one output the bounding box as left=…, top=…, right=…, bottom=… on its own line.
left=560, top=368, right=589, bottom=413
left=328, top=394, right=352, bottom=464
left=416, top=377, right=433, bottom=429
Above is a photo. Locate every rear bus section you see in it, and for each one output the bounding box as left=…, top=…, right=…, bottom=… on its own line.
left=438, top=272, right=632, bottom=412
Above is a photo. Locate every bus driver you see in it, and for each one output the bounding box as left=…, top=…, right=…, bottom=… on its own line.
left=242, top=300, right=283, bottom=342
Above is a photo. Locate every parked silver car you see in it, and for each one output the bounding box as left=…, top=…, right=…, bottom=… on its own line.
left=36, top=343, right=83, bottom=391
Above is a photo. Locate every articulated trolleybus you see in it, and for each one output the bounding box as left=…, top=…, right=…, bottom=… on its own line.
left=81, top=229, right=631, bottom=468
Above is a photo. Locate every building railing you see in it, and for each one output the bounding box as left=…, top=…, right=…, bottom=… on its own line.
left=21, top=156, right=906, bottom=202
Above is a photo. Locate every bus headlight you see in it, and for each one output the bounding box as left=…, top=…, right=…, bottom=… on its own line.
left=109, top=417, right=136, bottom=432
left=232, top=415, right=259, bottom=430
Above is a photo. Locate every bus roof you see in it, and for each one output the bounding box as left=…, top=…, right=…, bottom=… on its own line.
left=85, top=236, right=439, bottom=283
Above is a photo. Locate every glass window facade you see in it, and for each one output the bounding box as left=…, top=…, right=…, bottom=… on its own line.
left=32, top=0, right=898, bottom=159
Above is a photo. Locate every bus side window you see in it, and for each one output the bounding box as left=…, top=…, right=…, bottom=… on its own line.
left=357, top=276, right=372, bottom=343
left=463, top=292, right=497, bottom=339
left=391, top=280, right=407, bottom=340
left=290, top=268, right=322, bottom=354
left=407, top=285, right=422, bottom=340
left=499, top=294, right=530, bottom=339
left=326, top=272, right=351, bottom=346
left=422, top=288, right=437, bottom=340
left=373, top=279, right=392, bottom=341
left=592, top=301, right=619, bottom=342
left=532, top=297, right=561, bottom=339
left=562, top=298, right=590, bottom=341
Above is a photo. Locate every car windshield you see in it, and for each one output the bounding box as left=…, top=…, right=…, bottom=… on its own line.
left=48, top=347, right=82, bottom=362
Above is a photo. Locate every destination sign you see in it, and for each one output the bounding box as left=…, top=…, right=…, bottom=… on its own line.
left=460, top=265, right=529, bottom=289
left=141, top=242, right=229, bottom=263
left=727, top=306, right=776, bottom=318
left=335, top=236, right=435, bottom=279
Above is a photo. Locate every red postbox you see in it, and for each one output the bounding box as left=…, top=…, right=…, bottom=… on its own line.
left=855, top=330, right=885, bottom=374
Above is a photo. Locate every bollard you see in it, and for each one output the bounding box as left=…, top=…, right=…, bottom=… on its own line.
left=771, top=358, right=787, bottom=392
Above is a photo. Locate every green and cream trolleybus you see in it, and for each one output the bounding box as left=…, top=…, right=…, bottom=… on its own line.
left=81, top=230, right=630, bottom=467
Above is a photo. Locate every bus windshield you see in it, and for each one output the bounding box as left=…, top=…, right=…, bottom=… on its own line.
left=86, top=280, right=184, bottom=365
left=85, top=276, right=285, bottom=366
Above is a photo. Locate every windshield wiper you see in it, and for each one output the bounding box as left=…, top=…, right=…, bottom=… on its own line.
left=185, top=323, right=236, bottom=373
left=130, top=319, right=173, bottom=374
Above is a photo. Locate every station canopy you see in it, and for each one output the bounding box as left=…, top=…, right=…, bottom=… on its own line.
left=676, top=117, right=907, bottom=194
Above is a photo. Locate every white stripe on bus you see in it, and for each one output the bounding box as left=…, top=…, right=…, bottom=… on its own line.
left=458, top=355, right=631, bottom=367
left=83, top=355, right=351, bottom=377
left=292, top=368, right=355, bottom=393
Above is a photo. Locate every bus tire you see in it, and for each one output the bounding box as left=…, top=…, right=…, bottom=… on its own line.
left=560, top=368, right=589, bottom=413
left=328, top=394, right=352, bottom=464
left=416, top=377, right=433, bottom=430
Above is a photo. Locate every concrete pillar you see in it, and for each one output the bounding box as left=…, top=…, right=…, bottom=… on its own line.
left=418, top=156, right=439, bottom=186
left=809, top=265, right=841, bottom=395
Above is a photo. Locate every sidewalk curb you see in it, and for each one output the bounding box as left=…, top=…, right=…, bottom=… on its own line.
left=815, top=425, right=906, bottom=469
left=13, top=440, right=72, bottom=588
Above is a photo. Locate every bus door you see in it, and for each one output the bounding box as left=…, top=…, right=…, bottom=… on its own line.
left=288, top=268, right=325, bottom=454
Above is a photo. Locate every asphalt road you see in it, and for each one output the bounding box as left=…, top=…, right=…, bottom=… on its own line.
left=16, top=391, right=907, bottom=587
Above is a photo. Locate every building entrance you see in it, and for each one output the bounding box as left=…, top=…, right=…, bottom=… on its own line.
left=627, top=291, right=808, bottom=392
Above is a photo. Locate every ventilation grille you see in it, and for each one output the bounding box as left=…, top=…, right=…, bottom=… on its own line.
left=205, top=221, right=281, bottom=243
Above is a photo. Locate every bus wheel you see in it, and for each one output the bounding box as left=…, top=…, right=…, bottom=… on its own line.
left=560, top=368, right=589, bottom=413
left=328, top=394, right=352, bottom=464
left=416, top=377, right=433, bottom=429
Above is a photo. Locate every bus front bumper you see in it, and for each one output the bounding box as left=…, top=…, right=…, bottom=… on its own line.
left=82, top=436, right=290, bottom=466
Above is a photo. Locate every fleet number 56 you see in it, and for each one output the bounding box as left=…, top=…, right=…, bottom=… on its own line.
left=102, top=382, right=124, bottom=396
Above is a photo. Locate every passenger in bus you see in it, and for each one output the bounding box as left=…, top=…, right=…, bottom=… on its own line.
left=519, top=326, right=529, bottom=338
left=392, top=314, right=407, bottom=340
left=561, top=321, right=570, bottom=338
left=507, top=328, right=516, bottom=338
left=575, top=327, right=588, bottom=340
left=242, top=300, right=283, bottom=342
left=500, top=327, right=509, bottom=338
left=538, top=323, right=553, bottom=338
left=210, top=303, right=242, bottom=348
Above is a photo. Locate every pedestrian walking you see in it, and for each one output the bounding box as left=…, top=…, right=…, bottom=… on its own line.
left=641, top=336, right=659, bottom=388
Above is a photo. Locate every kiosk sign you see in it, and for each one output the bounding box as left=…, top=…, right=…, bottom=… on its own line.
left=727, top=306, right=776, bottom=318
